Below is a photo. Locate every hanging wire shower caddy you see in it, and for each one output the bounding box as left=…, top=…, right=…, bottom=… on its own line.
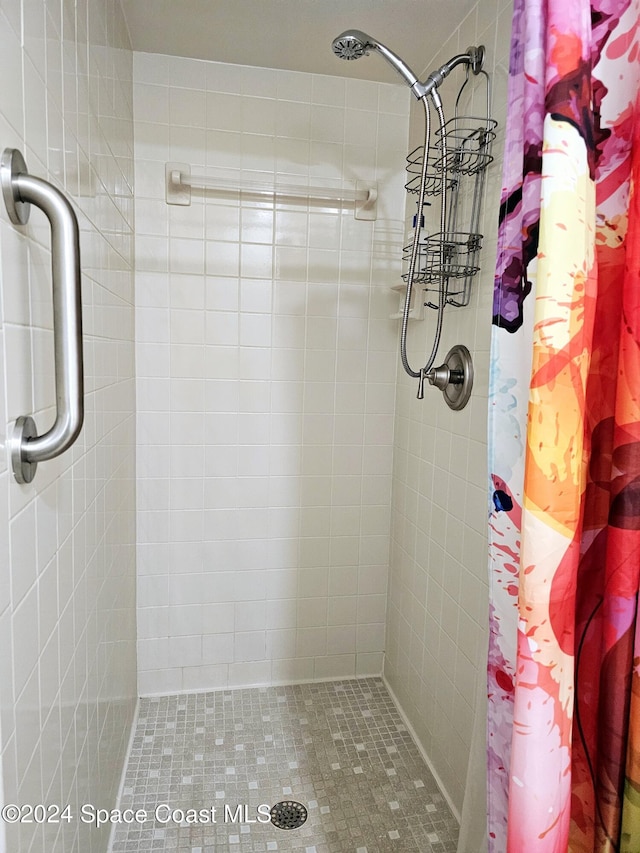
left=403, top=69, right=496, bottom=310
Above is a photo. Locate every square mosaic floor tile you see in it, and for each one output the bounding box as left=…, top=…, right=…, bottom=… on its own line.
left=111, top=678, right=459, bottom=852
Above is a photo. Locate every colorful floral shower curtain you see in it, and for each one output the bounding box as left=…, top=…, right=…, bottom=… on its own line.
left=487, top=0, right=640, bottom=850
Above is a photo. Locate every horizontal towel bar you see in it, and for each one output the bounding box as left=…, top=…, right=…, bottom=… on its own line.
left=165, top=163, right=377, bottom=220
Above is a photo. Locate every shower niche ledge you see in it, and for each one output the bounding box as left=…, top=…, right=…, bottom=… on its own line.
left=389, top=282, right=425, bottom=321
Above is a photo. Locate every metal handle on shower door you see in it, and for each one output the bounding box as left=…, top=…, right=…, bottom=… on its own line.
left=1, top=148, right=84, bottom=484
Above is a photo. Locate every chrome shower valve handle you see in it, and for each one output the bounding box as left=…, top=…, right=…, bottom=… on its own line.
left=418, top=345, right=474, bottom=409
left=418, top=368, right=427, bottom=400
left=427, top=363, right=458, bottom=391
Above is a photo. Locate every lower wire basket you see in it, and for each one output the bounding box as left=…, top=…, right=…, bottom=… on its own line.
left=402, top=231, right=482, bottom=308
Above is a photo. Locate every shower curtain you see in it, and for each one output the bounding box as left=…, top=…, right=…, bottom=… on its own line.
left=487, top=0, right=640, bottom=850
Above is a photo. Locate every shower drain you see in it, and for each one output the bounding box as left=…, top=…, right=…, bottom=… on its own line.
left=270, top=800, right=308, bottom=830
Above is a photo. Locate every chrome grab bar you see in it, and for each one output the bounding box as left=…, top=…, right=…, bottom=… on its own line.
left=1, top=148, right=84, bottom=484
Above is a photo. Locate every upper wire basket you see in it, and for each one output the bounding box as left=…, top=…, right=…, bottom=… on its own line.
left=433, top=117, right=497, bottom=175
left=405, top=118, right=497, bottom=194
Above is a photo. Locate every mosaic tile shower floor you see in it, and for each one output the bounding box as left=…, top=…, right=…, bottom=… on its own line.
left=111, top=678, right=459, bottom=852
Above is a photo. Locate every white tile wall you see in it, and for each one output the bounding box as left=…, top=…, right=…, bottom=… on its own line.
left=0, top=1, right=137, bottom=851
left=383, top=0, right=512, bottom=818
left=133, top=53, right=409, bottom=695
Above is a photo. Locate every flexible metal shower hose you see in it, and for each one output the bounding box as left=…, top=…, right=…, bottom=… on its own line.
left=399, top=95, right=449, bottom=392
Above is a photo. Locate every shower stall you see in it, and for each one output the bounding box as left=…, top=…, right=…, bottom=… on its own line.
left=0, top=0, right=513, bottom=851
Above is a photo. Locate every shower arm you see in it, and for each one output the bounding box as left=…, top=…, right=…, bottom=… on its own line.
left=413, top=48, right=485, bottom=101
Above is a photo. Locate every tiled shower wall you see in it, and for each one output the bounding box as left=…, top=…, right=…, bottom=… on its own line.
left=133, top=53, right=410, bottom=695
left=384, top=0, right=512, bottom=818
left=0, top=0, right=137, bottom=852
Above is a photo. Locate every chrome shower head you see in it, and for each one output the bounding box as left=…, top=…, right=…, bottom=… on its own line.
left=331, top=30, right=485, bottom=102
left=331, top=29, right=422, bottom=96
left=331, top=30, right=372, bottom=61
